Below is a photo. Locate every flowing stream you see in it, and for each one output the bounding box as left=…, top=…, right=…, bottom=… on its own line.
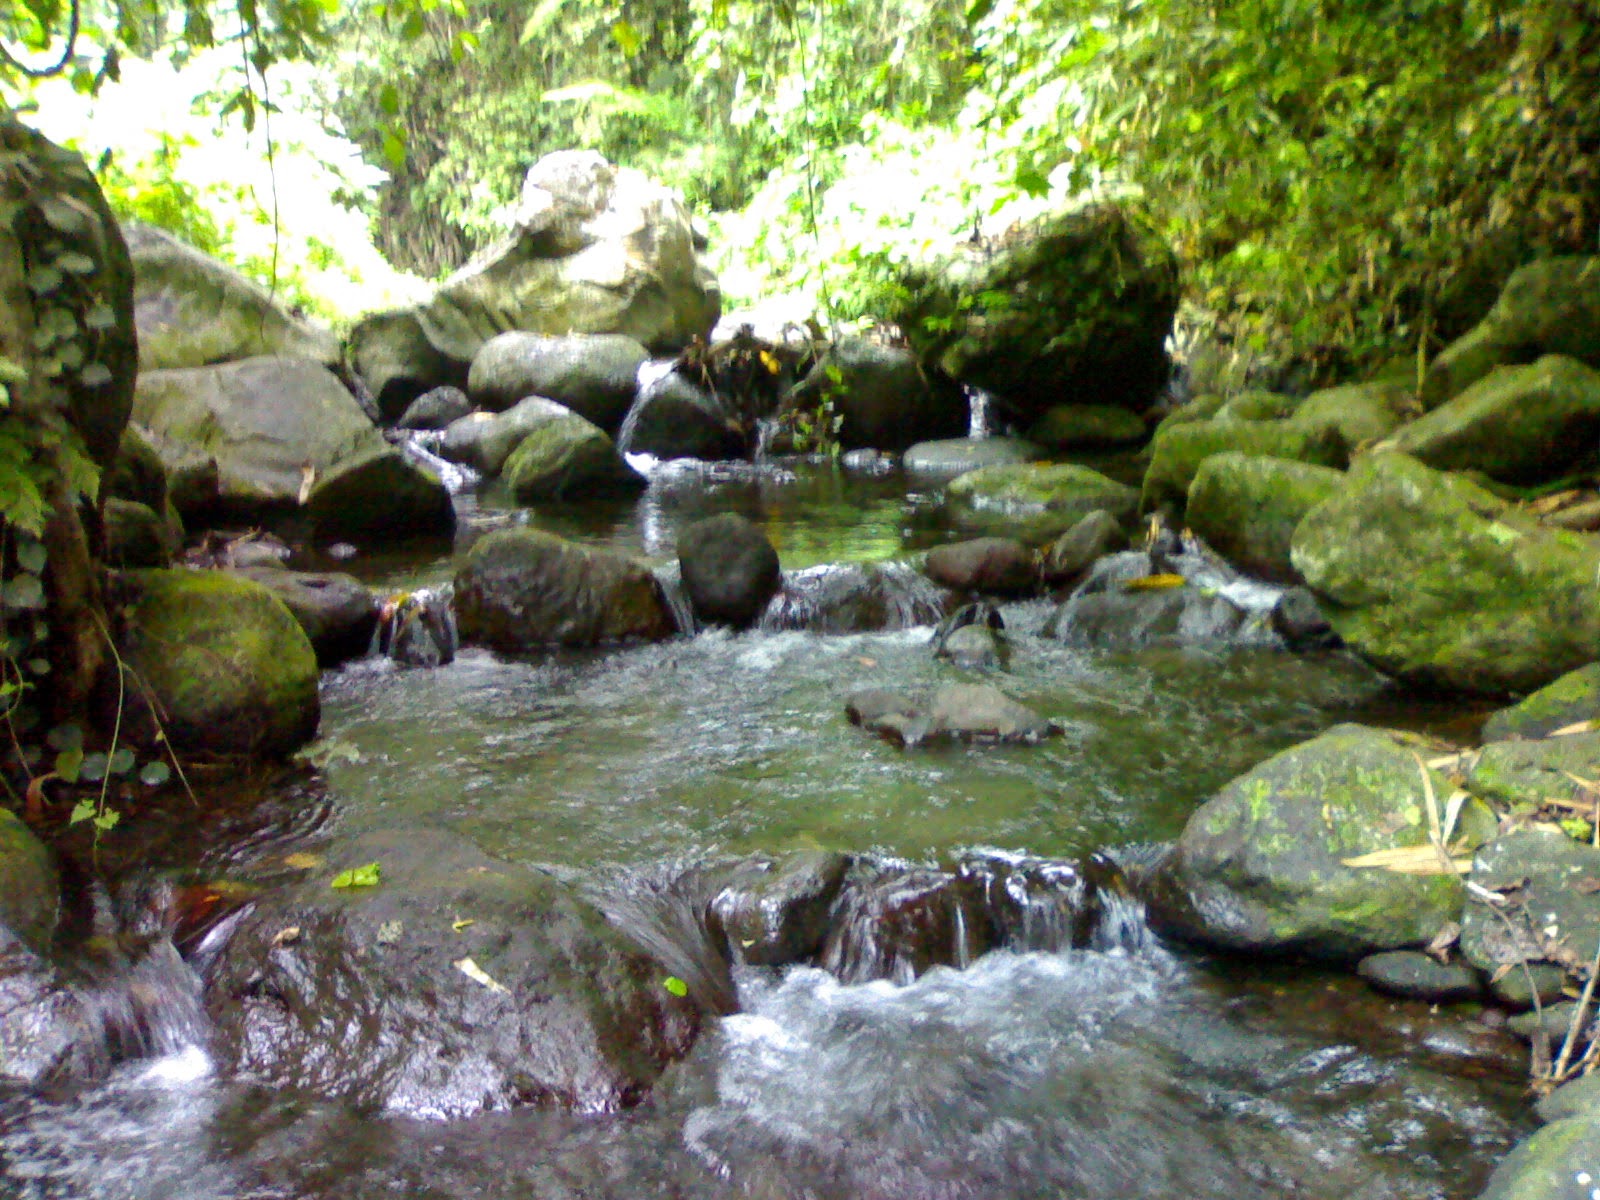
left=0, top=459, right=1532, bottom=1198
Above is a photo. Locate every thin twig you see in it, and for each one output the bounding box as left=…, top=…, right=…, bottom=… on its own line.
left=1552, top=933, right=1600, bottom=1082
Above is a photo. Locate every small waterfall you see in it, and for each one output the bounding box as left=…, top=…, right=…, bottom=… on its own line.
left=816, top=851, right=1150, bottom=986
left=652, top=562, right=699, bottom=637
left=395, top=429, right=480, bottom=494
left=759, top=562, right=950, bottom=634
left=966, top=386, right=997, bottom=438
left=371, top=585, right=458, bottom=666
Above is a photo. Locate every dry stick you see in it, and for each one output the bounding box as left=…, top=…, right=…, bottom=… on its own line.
left=1469, top=887, right=1553, bottom=1082
left=1552, top=932, right=1600, bottom=1083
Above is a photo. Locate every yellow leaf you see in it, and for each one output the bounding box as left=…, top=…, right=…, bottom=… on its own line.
left=1341, top=844, right=1472, bottom=874
left=759, top=350, right=781, bottom=374
left=1122, top=574, right=1186, bottom=592
left=454, top=956, right=508, bottom=994
left=1553, top=721, right=1600, bottom=737
left=282, top=852, right=323, bottom=870
left=451, top=919, right=476, bottom=932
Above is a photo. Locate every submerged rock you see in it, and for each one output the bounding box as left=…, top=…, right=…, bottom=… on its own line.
left=677, top=513, right=781, bottom=630
left=1292, top=452, right=1600, bottom=695
left=1482, top=663, right=1600, bottom=742
left=902, top=437, right=1043, bottom=478
left=116, top=567, right=320, bottom=756
left=843, top=682, right=1054, bottom=746
left=454, top=528, right=676, bottom=649
left=1355, top=951, right=1482, bottom=1003
left=205, top=827, right=707, bottom=1118
left=1148, top=724, right=1496, bottom=959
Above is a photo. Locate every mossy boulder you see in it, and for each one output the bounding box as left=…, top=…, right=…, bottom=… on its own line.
left=1477, top=1107, right=1600, bottom=1200
left=1185, top=453, right=1344, bottom=583
left=1460, top=829, right=1600, bottom=980
left=1291, top=453, right=1600, bottom=695
left=1291, top=379, right=1414, bottom=449
left=118, top=568, right=320, bottom=756
left=102, top=497, right=180, bottom=567
left=946, top=462, right=1139, bottom=540
left=1468, top=732, right=1600, bottom=811
left=439, top=397, right=574, bottom=477
left=124, top=222, right=340, bottom=373
left=1422, top=255, right=1600, bottom=409
left=1141, top=419, right=1345, bottom=515
left=453, top=529, right=675, bottom=649
left=1215, top=390, right=1303, bottom=421
left=0, top=809, right=57, bottom=953
left=1026, top=404, right=1147, bottom=450
left=896, top=203, right=1179, bottom=421
left=226, top=568, right=379, bottom=667
left=676, top=513, right=782, bottom=630
left=501, top=410, right=644, bottom=501
left=467, top=332, right=648, bottom=430
left=1391, top=355, right=1600, bottom=485
left=1483, top=663, right=1600, bottom=742
left=1147, top=724, right=1495, bottom=959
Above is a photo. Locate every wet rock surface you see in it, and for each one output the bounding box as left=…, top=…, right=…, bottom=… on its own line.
left=1356, top=950, right=1482, bottom=1003
left=226, top=568, right=379, bottom=667
left=454, top=528, right=676, bottom=649
left=761, top=562, right=951, bottom=633
left=1482, top=664, right=1600, bottom=742
left=677, top=513, right=781, bottom=629
left=923, top=536, right=1037, bottom=596
left=1460, top=830, right=1600, bottom=984
left=205, top=828, right=706, bottom=1117
left=468, top=332, right=647, bottom=430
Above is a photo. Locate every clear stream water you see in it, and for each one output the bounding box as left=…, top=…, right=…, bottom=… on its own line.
left=0, top=460, right=1533, bottom=1199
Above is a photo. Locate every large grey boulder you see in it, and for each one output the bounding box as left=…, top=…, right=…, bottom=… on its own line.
left=895, top=203, right=1178, bottom=422
left=349, top=152, right=720, bottom=419
left=467, top=332, right=648, bottom=429
left=206, top=826, right=709, bottom=1118
left=124, top=222, right=340, bottom=372
left=1476, top=1106, right=1600, bottom=1200
left=132, top=355, right=453, bottom=538
left=1148, top=724, right=1495, bottom=959
left=1186, top=452, right=1344, bottom=583
left=1292, top=452, right=1600, bottom=695
left=786, top=337, right=967, bottom=451
left=1391, top=354, right=1600, bottom=484
left=1422, top=255, right=1600, bottom=408
left=454, top=528, right=676, bottom=649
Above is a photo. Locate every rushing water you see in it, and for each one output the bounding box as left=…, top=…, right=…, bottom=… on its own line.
left=0, top=459, right=1534, bottom=1198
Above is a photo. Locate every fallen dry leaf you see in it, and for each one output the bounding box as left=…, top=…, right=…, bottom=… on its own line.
left=454, top=956, right=509, bottom=994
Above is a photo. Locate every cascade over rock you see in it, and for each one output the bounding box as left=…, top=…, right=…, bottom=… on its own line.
left=124, top=222, right=341, bottom=372
left=895, top=203, right=1178, bottom=423
left=349, top=152, right=720, bottom=420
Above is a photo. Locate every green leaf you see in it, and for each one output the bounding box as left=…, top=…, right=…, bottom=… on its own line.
left=25, top=657, right=49, bottom=675
left=54, top=745, right=83, bottom=782
left=47, top=723, right=83, bottom=751
left=79, top=751, right=107, bottom=782
left=378, top=83, right=401, bottom=116
left=15, top=539, right=46, bottom=574
left=36, top=197, right=86, bottom=234
left=611, top=19, right=641, bottom=57
left=27, top=266, right=62, bottom=295
left=108, top=746, right=136, bottom=775
left=662, top=975, right=688, bottom=997
left=331, top=861, right=381, bottom=889
left=83, top=303, right=116, bottom=331
left=139, top=760, right=171, bottom=786
left=55, top=252, right=96, bottom=275
left=69, top=799, right=96, bottom=825
left=79, top=363, right=112, bottom=387
left=4, top=573, right=45, bottom=611
left=94, top=809, right=120, bottom=832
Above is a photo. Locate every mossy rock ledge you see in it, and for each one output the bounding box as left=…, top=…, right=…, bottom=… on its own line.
left=945, top=462, right=1139, bottom=541
left=1146, top=724, right=1495, bottom=959
left=118, top=568, right=320, bottom=757
left=1291, top=452, right=1600, bottom=696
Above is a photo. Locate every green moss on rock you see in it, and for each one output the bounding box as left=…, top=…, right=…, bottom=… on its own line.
left=1149, top=723, right=1491, bottom=959
left=1186, top=452, right=1344, bottom=583
left=1482, top=663, right=1600, bottom=742
left=0, top=808, right=57, bottom=952
left=119, top=568, right=320, bottom=756
left=1141, top=418, right=1346, bottom=515
left=501, top=413, right=645, bottom=501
